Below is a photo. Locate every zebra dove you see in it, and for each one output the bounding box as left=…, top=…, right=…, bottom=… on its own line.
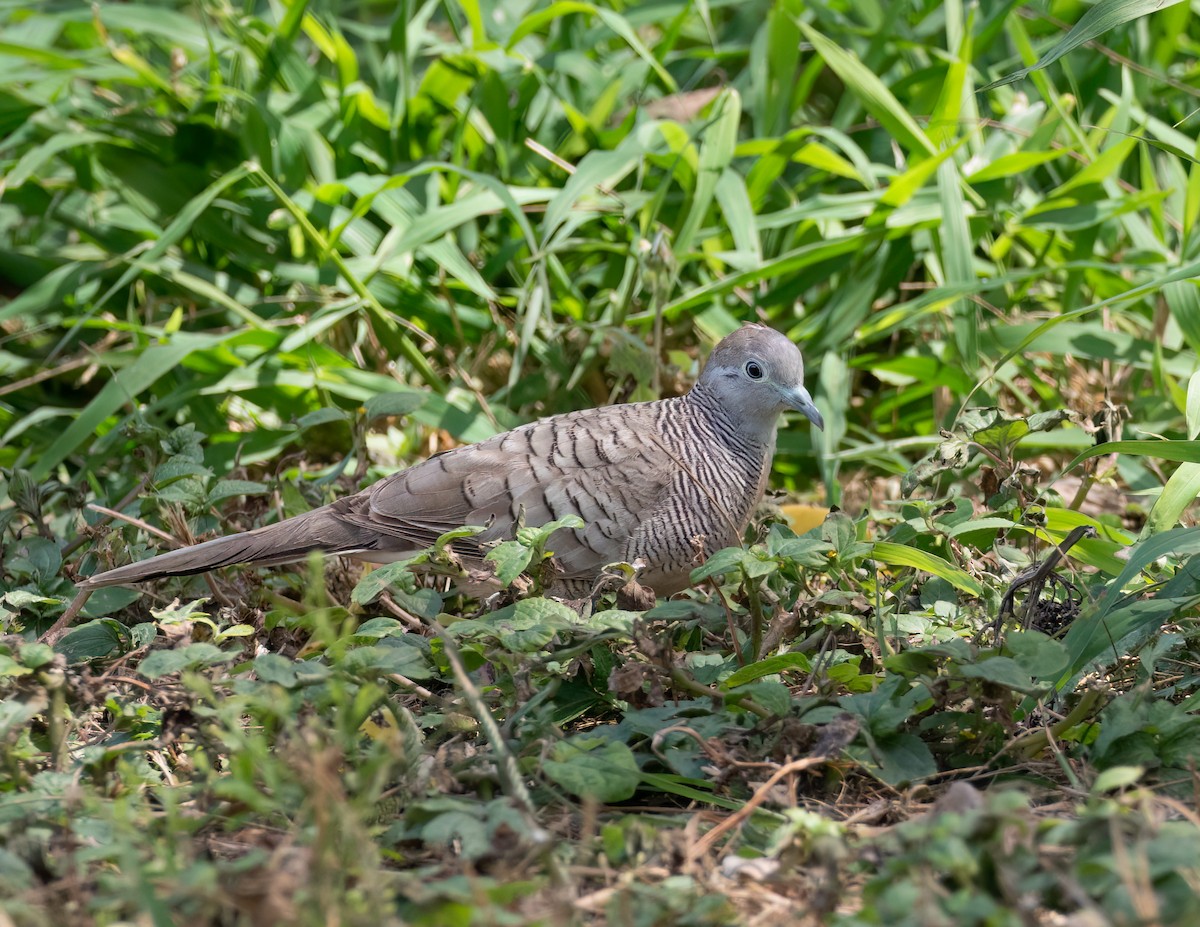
left=78, top=325, right=823, bottom=596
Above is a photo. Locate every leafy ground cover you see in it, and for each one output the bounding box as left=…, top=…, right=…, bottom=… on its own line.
left=4, top=0, right=1200, bottom=923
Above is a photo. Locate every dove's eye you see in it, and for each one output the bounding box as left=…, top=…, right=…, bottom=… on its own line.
left=744, top=360, right=764, bottom=380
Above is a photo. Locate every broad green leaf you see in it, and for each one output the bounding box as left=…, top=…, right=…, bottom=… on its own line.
left=878, top=146, right=957, bottom=209
left=91, top=162, right=257, bottom=317
left=56, top=620, right=123, bottom=663
left=929, top=25, right=970, bottom=149
left=543, top=736, right=640, bottom=802
left=1064, top=440, right=1200, bottom=473
left=1142, top=463, right=1200, bottom=538
left=420, top=811, right=490, bottom=860
left=945, top=517, right=1020, bottom=539
left=5, top=537, right=61, bottom=583
left=723, top=653, right=813, bottom=689
left=958, top=656, right=1040, bottom=693
left=714, top=169, right=761, bottom=262
left=254, top=653, right=301, bottom=688
left=791, top=141, right=862, bottom=181
left=1056, top=528, right=1200, bottom=685
left=1187, top=370, right=1200, bottom=440
left=640, top=233, right=868, bottom=323
left=364, top=391, right=427, bottom=422
left=1092, top=766, right=1146, bottom=793
left=0, top=262, right=94, bottom=326
left=137, top=643, right=233, bottom=680
left=0, top=697, right=45, bottom=741
left=0, top=39, right=84, bottom=70
left=342, top=639, right=434, bottom=680
left=1164, top=280, right=1200, bottom=357
left=850, top=733, right=937, bottom=787
left=80, top=587, right=142, bottom=619
left=737, top=680, right=792, bottom=717
left=872, top=542, right=984, bottom=596
left=486, top=540, right=534, bottom=587
left=1006, top=631, right=1069, bottom=678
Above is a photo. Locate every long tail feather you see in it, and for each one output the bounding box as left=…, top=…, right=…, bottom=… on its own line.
left=78, top=509, right=358, bottom=589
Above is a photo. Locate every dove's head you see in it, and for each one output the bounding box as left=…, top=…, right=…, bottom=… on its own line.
left=697, top=324, right=824, bottom=434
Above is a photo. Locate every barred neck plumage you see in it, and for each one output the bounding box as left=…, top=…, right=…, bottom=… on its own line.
left=683, top=380, right=779, bottom=453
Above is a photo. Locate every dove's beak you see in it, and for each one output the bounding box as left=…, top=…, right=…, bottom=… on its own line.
left=784, top=386, right=824, bottom=430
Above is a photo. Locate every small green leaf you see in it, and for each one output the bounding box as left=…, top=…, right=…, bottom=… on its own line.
left=214, top=624, right=256, bottom=641
left=5, top=537, right=62, bottom=584
left=342, top=638, right=434, bottom=679
left=137, top=643, right=232, bottom=680
left=543, top=736, right=640, bottom=802
left=433, top=525, right=487, bottom=553
left=859, top=733, right=937, bottom=787
left=391, top=585, right=443, bottom=620
left=19, top=644, right=54, bottom=670
left=0, top=590, right=60, bottom=613
left=724, top=653, right=812, bottom=689
left=56, top=621, right=123, bottom=663
left=420, top=811, right=490, bottom=861
left=254, top=653, right=301, bottom=688
left=770, top=536, right=833, bottom=569
left=1092, top=765, right=1145, bottom=793
left=151, top=458, right=213, bottom=486
left=485, top=540, right=534, bottom=587
left=477, top=598, right=578, bottom=652
left=824, top=511, right=872, bottom=564
left=690, top=547, right=751, bottom=582
left=1005, top=631, right=1069, bottom=678
left=515, top=514, right=585, bottom=549
left=0, top=655, right=32, bottom=678
left=353, top=617, right=406, bottom=639
left=206, top=480, right=269, bottom=506
left=296, top=408, right=351, bottom=430
left=351, top=558, right=426, bottom=605
left=902, top=437, right=972, bottom=496
left=958, top=656, right=1036, bottom=692
left=735, top=680, right=792, bottom=717
left=129, top=623, right=158, bottom=648
left=364, top=391, right=426, bottom=422
left=150, top=598, right=212, bottom=625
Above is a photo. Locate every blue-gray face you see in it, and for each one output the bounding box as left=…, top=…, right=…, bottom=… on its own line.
left=700, top=326, right=824, bottom=430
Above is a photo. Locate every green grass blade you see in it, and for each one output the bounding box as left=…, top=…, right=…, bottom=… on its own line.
left=798, top=21, right=936, bottom=158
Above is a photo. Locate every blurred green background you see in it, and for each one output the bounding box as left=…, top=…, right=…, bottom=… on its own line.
left=4, top=0, right=1197, bottom=526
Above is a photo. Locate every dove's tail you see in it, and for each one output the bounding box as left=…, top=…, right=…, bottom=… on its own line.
left=77, top=507, right=364, bottom=589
